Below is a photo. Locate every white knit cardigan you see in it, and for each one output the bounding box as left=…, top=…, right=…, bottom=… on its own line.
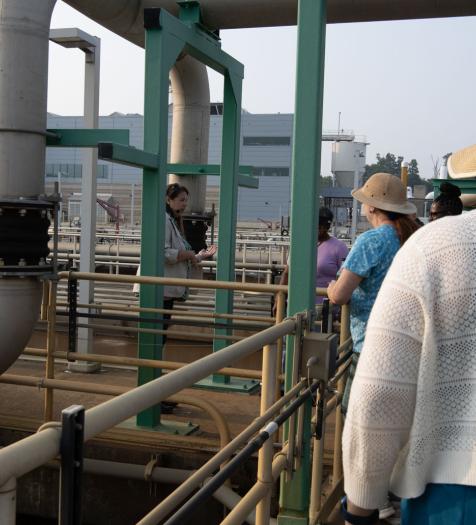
left=343, top=210, right=476, bottom=509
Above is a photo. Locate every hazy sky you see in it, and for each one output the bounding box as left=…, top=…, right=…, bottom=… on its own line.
left=48, top=2, right=476, bottom=180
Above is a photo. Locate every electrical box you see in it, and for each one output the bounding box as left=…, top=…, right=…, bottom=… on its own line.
left=300, top=331, right=338, bottom=382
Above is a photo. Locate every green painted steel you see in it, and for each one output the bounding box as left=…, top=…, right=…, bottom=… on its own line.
left=137, top=20, right=184, bottom=428
left=156, top=9, right=243, bottom=77
left=166, top=163, right=257, bottom=187
left=46, top=129, right=129, bottom=147
left=212, top=71, right=242, bottom=383
left=137, top=4, right=244, bottom=420
left=98, top=142, right=159, bottom=169
left=279, top=0, right=327, bottom=522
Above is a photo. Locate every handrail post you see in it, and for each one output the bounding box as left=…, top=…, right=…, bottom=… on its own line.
left=332, top=303, right=350, bottom=485
left=255, top=341, right=278, bottom=525
left=44, top=279, right=58, bottom=421
left=0, top=477, right=16, bottom=525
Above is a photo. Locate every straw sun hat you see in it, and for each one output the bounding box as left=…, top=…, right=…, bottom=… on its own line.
left=447, top=144, right=476, bottom=208
left=352, top=172, right=417, bottom=215
left=448, top=144, right=476, bottom=179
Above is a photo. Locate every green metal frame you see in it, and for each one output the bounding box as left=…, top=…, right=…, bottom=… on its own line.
left=46, top=129, right=129, bottom=147
left=137, top=4, right=244, bottom=426
left=278, top=0, right=328, bottom=523
left=97, top=144, right=257, bottom=188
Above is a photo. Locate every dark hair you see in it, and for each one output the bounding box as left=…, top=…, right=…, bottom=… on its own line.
left=432, top=181, right=463, bottom=217
left=166, top=183, right=189, bottom=234
left=318, top=206, right=333, bottom=229
left=383, top=210, right=419, bottom=246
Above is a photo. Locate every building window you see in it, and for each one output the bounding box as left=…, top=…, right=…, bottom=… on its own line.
left=252, top=167, right=290, bottom=177
left=46, top=163, right=108, bottom=179
left=243, top=136, right=291, bottom=146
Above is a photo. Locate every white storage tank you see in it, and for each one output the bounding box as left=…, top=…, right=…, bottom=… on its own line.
left=331, top=141, right=367, bottom=188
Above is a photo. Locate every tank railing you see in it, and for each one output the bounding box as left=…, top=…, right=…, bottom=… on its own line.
left=2, top=271, right=351, bottom=524
left=0, top=302, right=297, bottom=521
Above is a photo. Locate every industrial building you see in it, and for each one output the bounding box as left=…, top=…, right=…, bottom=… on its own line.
left=46, top=107, right=364, bottom=224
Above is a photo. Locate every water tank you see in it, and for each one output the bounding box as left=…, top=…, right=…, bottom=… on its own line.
left=331, top=141, right=367, bottom=188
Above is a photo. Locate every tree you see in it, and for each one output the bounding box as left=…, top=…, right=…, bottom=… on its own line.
left=364, top=153, right=432, bottom=192
left=318, top=175, right=333, bottom=188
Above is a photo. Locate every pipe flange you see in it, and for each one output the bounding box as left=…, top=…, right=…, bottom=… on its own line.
left=0, top=198, right=53, bottom=274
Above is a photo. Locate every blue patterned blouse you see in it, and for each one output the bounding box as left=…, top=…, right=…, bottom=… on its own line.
left=342, top=224, right=400, bottom=353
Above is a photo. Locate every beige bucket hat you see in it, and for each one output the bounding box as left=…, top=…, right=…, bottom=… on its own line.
left=352, top=172, right=417, bottom=215
left=448, top=144, right=476, bottom=179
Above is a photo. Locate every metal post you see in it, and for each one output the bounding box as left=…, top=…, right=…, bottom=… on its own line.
left=137, top=10, right=184, bottom=427
left=59, top=405, right=85, bottom=525
left=49, top=31, right=102, bottom=371
left=332, top=304, right=350, bottom=485
left=255, top=342, right=277, bottom=525
left=279, top=0, right=327, bottom=523
left=44, top=280, right=58, bottom=421
left=213, top=71, right=242, bottom=384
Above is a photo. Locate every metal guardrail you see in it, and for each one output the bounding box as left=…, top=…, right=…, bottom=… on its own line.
left=0, top=272, right=352, bottom=525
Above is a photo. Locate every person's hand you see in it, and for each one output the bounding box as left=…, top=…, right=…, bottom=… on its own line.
left=327, top=280, right=336, bottom=297
left=186, top=251, right=200, bottom=265
left=198, top=245, right=217, bottom=259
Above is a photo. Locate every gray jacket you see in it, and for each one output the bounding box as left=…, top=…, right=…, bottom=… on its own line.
left=164, top=212, right=190, bottom=299
left=133, top=213, right=190, bottom=299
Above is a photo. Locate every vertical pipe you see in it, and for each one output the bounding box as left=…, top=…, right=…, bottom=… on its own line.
left=169, top=56, right=210, bottom=213
left=255, top=342, right=277, bottom=525
left=0, top=477, right=16, bottom=525
left=44, top=280, right=58, bottom=421
left=332, top=303, right=350, bottom=485
left=281, top=0, right=327, bottom=518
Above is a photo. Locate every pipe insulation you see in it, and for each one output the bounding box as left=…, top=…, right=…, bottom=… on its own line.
left=0, top=0, right=56, bottom=375
left=169, top=55, right=210, bottom=213
left=64, top=1, right=476, bottom=41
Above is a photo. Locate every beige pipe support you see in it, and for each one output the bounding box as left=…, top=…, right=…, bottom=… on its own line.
left=255, top=343, right=278, bottom=525
left=68, top=321, right=244, bottom=343
left=134, top=381, right=305, bottom=525
left=0, top=319, right=295, bottom=487
left=59, top=270, right=296, bottom=295
left=169, top=55, right=210, bottom=213
left=24, top=347, right=275, bottom=382
left=63, top=0, right=476, bottom=35
left=309, top=416, right=326, bottom=519
left=332, top=303, right=351, bottom=486
left=220, top=446, right=289, bottom=525
left=62, top=301, right=274, bottom=326
left=1, top=373, right=231, bottom=451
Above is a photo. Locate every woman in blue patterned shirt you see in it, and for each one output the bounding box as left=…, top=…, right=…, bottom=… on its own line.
left=327, top=172, right=419, bottom=416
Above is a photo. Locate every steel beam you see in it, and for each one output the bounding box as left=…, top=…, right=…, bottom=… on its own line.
left=279, top=0, right=327, bottom=522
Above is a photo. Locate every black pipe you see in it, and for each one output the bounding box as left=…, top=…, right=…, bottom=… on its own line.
left=163, top=380, right=320, bottom=525
left=55, top=310, right=266, bottom=332
left=335, top=349, right=353, bottom=369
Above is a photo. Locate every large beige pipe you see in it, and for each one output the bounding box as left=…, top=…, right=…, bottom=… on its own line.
left=0, top=0, right=56, bottom=375
left=169, top=55, right=210, bottom=213
left=64, top=0, right=476, bottom=38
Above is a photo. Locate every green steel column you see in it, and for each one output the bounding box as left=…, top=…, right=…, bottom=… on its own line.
left=137, top=17, right=184, bottom=427
left=213, top=72, right=242, bottom=383
left=279, top=0, right=327, bottom=523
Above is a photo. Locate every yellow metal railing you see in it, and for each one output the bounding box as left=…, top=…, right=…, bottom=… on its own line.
left=0, top=271, right=352, bottom=524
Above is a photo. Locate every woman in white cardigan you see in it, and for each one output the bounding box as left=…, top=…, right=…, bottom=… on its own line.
left=341, top=144, right=476, bottom=525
